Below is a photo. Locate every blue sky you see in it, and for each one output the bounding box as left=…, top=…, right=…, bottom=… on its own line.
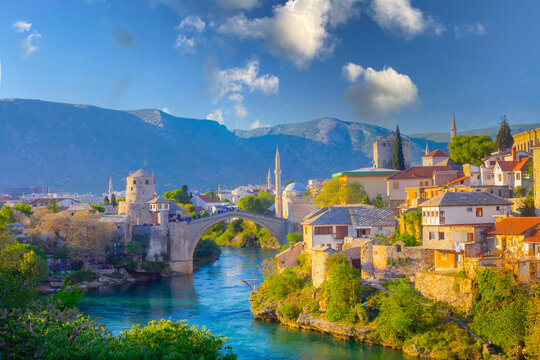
left=0, top=0, right=539, bottom=134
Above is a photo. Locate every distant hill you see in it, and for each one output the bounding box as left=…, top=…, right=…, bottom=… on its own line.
left=0, top=98, right=536, bottom=193
left=409, top=123, right=540, bottom=143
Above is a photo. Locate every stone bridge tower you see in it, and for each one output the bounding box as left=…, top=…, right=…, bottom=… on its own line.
left=118, top=169, right=157, bottom=225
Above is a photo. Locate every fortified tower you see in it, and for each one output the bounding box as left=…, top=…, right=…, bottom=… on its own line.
left=118, top=169, right=157, bottom=225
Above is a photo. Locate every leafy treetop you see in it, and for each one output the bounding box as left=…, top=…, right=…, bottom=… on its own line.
left=448, top=135, right=495, bottom=166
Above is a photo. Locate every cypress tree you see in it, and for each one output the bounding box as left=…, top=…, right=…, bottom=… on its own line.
left=392, top=125, right=405, bottom=170
left=103, top=196, right=110, bottom=205
left=495, top=115, right=514, bottom=151
left=110, top=193, right=117, bottom=207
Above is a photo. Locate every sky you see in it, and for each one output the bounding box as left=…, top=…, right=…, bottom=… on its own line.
left=0, top=0, right=539, bottom=134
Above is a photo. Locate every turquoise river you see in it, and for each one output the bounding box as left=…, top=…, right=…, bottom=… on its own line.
left=78, top=247, right=406, bottom=360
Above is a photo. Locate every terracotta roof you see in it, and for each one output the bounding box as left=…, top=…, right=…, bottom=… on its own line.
left=487, top=217, right=540, bottom=235
left=424, top=149, right=449, bottom=158
left=386, top=166, right=452, bottom=180
left=496, top=161, right=519, bottom=172
left=446, top=175, right=469, bottom=186
left=196, top=194, right=221, bottom=203
left=524, top=228, right=540, bottom=243
left=513, top=157, right=531, bottom=171
left=146, top=196, right=173, bottom=204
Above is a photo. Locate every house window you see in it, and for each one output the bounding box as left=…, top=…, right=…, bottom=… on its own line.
left=304, top=227, right=308, bottom=234
left=393, top=182, right=399, bottom=189
left=131, top=187, right=133, bottom=191
left=383, top=143, right=386, bottom=147
left=440, top=211, right=445, bottom=220
left=439, top=232, right=445, bottom=240
left=476, top=208, right=483, bottom=217
left=429, top=232, right=436, bottom=240
left=315, top=226, right=333, bottom=235
left=467, top=233, right=474, bottom=242
left=146, top=180, right=149, bottom=185
left=357, top=228, right=370, bottom=237
left=396, top=245, right=402, bottom=252
left=498, top=174, right=502, bottom=182
left=133, top=180, right=136, bottom=185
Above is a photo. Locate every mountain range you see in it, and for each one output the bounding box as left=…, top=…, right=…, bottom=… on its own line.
left=0, top=98, right=537, bottom=193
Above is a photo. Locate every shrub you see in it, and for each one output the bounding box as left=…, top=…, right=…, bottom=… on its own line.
left=324, top=258, right=362, bottom=323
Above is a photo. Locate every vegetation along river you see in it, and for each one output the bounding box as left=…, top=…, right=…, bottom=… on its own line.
left=78, top=247, right=406, bottom=360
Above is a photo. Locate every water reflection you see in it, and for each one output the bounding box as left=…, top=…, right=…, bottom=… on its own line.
left=78, top=248, right=405, bottom=359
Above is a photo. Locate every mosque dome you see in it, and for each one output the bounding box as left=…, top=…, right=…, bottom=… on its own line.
left=284, top=182, right=307, bottom=192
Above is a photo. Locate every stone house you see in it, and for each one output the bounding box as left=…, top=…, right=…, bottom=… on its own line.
left=302, top=205, right=397, bottom=251
left=276, top=242, right=304, bottom=270
left=281, top=182, right=318, bottom=233
left=485, top=216, right=540, bottom=282
left=421, top=149, right=451, bottom=167
left=420, top=191, right=512, bottom=270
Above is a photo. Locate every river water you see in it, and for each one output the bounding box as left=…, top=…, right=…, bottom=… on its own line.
left=78, top=247, right=405, bottom=360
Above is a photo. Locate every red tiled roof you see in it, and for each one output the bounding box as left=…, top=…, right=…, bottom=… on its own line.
left=424, top=149, right=449, bottom=158
left=196, top=194, right=221, bottom=203
left=513, top=157, right=531, bottom=171
left=386, top=166, right=452, bottom=180
left=487, top=217, right=540, bottom=235
left=0, top=195, right=18, bottom=201
left=496, top=161, right=519, bottom=172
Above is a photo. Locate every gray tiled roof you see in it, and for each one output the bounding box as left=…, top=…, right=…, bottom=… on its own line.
left=303, top=205, right=397, bottom=228
left=420, top=191, right=512, bottom=207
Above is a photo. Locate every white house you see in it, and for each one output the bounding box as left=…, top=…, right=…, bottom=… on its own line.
left=193, top=194, right=229, bottom=212
left=302, top=205, right=397, bottom=251
left=420, top=191, right=512, bottom=270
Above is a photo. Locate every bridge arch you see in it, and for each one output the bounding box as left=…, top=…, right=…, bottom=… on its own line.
left=168, top=210, right=289, bottom=274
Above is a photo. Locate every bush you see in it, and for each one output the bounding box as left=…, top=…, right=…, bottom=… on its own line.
left=324, top=256, right=362, bottom=323
left=0, top=243, right=49, bottom=281
left=279, top=232, right=303, bottom=252
left=265, top=268, right=306, bottom=300
left=67, top=269, right=97, bottom=283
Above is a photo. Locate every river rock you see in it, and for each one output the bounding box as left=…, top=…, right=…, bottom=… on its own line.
left=296, top=313, right=375, bottom=341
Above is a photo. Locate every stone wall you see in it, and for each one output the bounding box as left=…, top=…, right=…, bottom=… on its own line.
left=276, top=242, right=304, bottom=269
left=311, top=249, right=334, bottom=288
left=414, top=272, right=474, bottom=312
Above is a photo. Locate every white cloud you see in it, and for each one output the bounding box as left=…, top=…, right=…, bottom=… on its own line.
left=161, top=107, right=171, bottom=114
left=21, top=31, right=42, bottom=57
left=249, top=119, right=270, bottom=129
left=344, top=65, right=418, bottom=118
left=218, top=0, right=362, bottom=67
left=12, top=21, right=32, bottom=32
left=342, top=62, right=364, bottom=82
left=454, top=23, right=486, bottom=38
left=178, top=15, right=206, bottom=33
left=210, top=59, right=279, bottom=99
left=174, top=35, right=195, bottom=53
left=217, top=0, right=260, bottom=11
left=234, top=103, right=249, bottom=118
left=206, top=109, right=225, bottom=124
left=228, top=93, right=244, bottom=102
left=369, top=0, right=443, bottom=39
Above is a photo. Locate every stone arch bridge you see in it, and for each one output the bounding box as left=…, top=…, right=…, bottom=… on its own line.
left=167, top=210, right=289, bottom=274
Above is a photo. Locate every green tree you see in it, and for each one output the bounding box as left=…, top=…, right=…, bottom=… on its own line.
left=91, top=204, right=105, bottom=213
left=324, top=255, right=362, bottom=323
left=448, top=135, right=496, bottom=166
left=284, top=179, right=296, bottom=187
left=47, top=199, right=60, bottom=213
left=126, top=241, right=142, bottom=256
left=163, top=189, right=191, bottom=205
left=237, top=191, right=274, bottom=214
left=110, top=193, right=117, bottom=206
left=0, top=243, right=49, bottom=281
left=0, top=206, right=16, bottom=225
left=495, top=115, right=514, bottom=151
left=520, top=196, right=536, bottom=216
left=279, top=232, right=303, bottom=252
left=204, top=191, right=218, bottom=200
left=103, top=195, right=110, bottom=205
left=392, top=125, right=406, bottom=170
left=181, top=184, right=188, bottom=193
left=12, top=203, right=33, bottom=216
left=314, top=178, right=367, bottom=207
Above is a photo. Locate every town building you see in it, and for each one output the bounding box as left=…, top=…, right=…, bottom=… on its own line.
left=419, top=191, right=512, bottom=270
left=486, top=216, right=540, bottom=282
left=422, top=149, right=451, bottom=167
left=193, top=194, right=229, bottom=213
left=28, top=198, right=80, bottom=210
left=386, top=166, right=459, bottom=205
left=513, top=127, right=540, bottom=153
left=373, top=132, right=411, bottom=169
left=281, top=182, right=317, bottom=232
left=332, top=167, right=397, bottom=200
left=302, top=205, right=397, bottom=251
left=118, top=169, right=158, bottom=225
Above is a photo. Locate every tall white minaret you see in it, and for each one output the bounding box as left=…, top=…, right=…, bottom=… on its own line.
left=425, top=142, right=429, bottom=155
left=267, top=168, right=272, bottom=191
left=451, top=112, right=457, bottom=139
left=108, top=177, right=114, bottom=201
left=274, top=147, right=282, bottom=218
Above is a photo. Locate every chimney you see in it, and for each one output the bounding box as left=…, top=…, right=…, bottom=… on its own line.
left=512, top=147, right=516, bottom=161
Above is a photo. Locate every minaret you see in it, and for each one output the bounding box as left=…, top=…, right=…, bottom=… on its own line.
left=108, top=177, right=114, bottom=201
left=425, top=142, right=429, bottom=155
left=451, top=112, right=457, bottom=139
left=267, top=168, right=272, bottom=191
left=274, top=147, right=282, bottom=218
left=218, top=184, right=221, bottom=194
